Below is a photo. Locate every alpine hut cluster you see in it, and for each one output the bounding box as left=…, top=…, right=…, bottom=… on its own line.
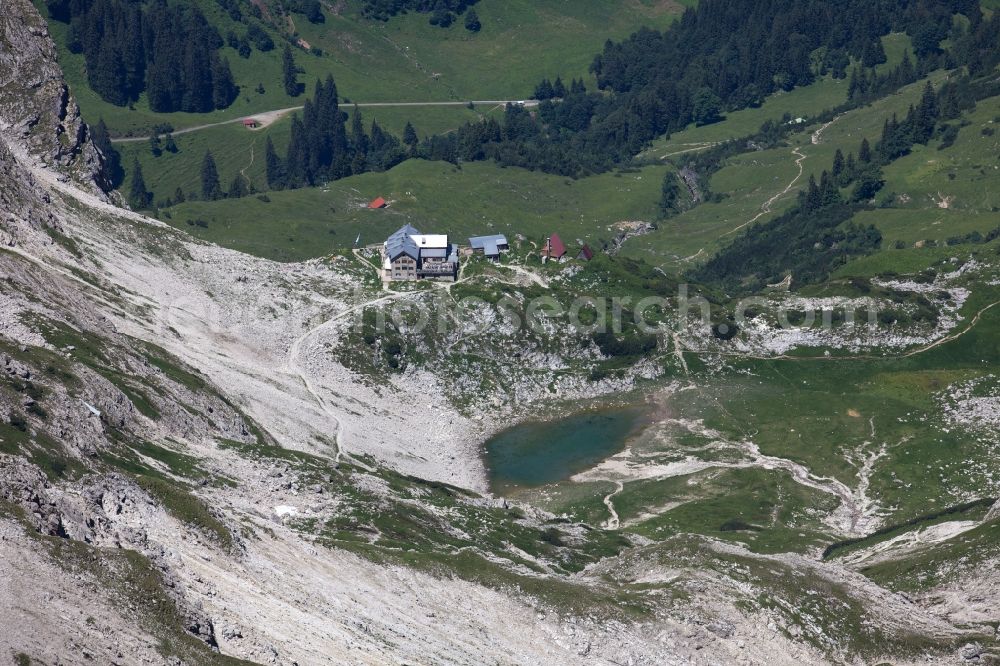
left=379, top=224, right=589, bottom=282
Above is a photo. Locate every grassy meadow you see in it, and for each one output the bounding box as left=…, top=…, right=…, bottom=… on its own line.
left=161, top=159, right=668, bottom=261
left=42, top=0, right=690, bottom=136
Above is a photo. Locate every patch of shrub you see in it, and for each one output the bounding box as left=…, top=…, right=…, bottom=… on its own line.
left=720, top=519, right=762, bottom=532
left=592, top=332, right=658, bottom=357
left=711, top=321, right=739, bottom=340
left=588, top=367, right=610, bottom=382
left=541, top=527, right=566, bottom=547
left=938, top=124, right=960, bottom=150
left=8, top=412, right=28, bottom=431
left=26, top=402, right=48, bottom=420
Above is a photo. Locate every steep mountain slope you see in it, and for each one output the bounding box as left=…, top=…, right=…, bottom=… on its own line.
left=0, top=78, right=802, bottom=666
left=3, top=1, right=1000, bottom=665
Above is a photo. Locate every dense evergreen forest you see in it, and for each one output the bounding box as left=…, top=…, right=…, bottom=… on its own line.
left=46, top=0, right=239, bottom=112
left=436, top=0, right=997, bottom=177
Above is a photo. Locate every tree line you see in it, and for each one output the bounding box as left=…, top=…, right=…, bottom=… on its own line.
left=101, top=0, right=1000, bottom=212
left=360, top=0, right=481, bottom=30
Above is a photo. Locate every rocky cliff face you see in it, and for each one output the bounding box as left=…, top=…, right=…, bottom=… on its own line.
left=0, top=0, right=107, bottom=194
left=0, top=137, right=63, bottom=246
left=988, top=499, right=1000, bottom=523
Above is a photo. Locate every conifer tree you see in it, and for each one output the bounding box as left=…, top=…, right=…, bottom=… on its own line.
left=285, top=115, right=308, bottom=188
left=862, top=38, right=887, bottom=67
left=182, top=41, right=214, bottom=112
left=914, top=80, right=938, bottom=144
left=859, top=138, right=872, bottom=163
left=228, top=175, right=248, bottom=198
left=350, top=106, right=369, bottom=157
left=122, top=9, right=145, bottom=99
left=351, top=150, right=367, bottom=175
left=844, top=153, right=857, bottom=184
left=92, top=42, right=128, bottom=106
left=369, top=119, right=387, bottom=153
left=831, top=149, right=845, bottom=179
left=211, top=55, right=238, bottom=110
left=852, top=165, right=885, bottom=202
left=201, top=150, right=222, bottom=200
left=534, top=79, right=554, bottom=100
left=464, top=9, right=481, bottom=32
left=819, top=170, right=841, bottom=206
left=128, top=158, right=152, bottom=209
left=804, top=174, right=822, bottom=212
left=848, top=68, right=861, bottom=100
left=659, top=171, right=681, bottom=216
left=91, top=118, right=123, bottom=188
left=283, top=44, right=301, bottom=97
left=553, top=77, right=566, bottom=98
left=265, top=137, right=286, bottom=190
left=403, top=122, right=419, bottom=148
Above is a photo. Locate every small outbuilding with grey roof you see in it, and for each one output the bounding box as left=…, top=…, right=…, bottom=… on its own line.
left=468, top=234, right=509, bottom=261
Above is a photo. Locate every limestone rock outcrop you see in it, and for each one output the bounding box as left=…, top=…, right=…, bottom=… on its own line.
left=0, top=0, right=107, bottom=193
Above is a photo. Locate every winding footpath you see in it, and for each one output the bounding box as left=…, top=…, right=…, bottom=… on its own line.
left=726, top=114, right=842, bottom=238
left=239, top=140, right=257, bottom=185
left=682, top=114, right=844, bottom=261
left=602, top=482, right=624, bottom=530
left=283, top=255, right=507, bottom=458
left=283, top=287, right=416, bottom=462
left=722, top=146, right=807, bottom=238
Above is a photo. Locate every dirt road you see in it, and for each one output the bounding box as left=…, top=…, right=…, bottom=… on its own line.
left=110, top=99, right=539, bottom=143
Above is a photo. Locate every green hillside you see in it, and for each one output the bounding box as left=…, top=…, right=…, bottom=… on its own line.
left=150, top=78, right=1000, bottom=274
left=162, top=159, right=667, bottom=261
left=41, top=0, right=690, bottom=136
left=59, top=0, right=998, bottom=277
left=116, top=102, right=507, bottom=205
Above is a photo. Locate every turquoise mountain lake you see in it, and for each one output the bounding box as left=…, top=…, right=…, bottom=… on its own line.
left=484, top=406, right=650, bottom=492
